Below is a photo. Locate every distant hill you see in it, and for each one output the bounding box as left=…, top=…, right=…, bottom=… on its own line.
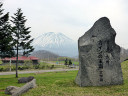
left=31, top=50, right=59, bottom=60
left=120, top=47, right=128, bottom=62
left=32, top=32, right=78, bottom=57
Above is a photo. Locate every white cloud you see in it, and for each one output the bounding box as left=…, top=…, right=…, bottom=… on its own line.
left=2, top=0, right=128, bottom=48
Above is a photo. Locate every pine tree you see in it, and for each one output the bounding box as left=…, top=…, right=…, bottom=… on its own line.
left=64, top=58, right=68, bottom=65
left=11, top=8, right=34, bottom=77
left=11, top=8, right=34, bottom=56
left=0, top=2, right=14, bottom=58
left=68, top=59, right=72, bottom=66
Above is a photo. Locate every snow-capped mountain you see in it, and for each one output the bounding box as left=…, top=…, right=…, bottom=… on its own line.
left=32, top=32, right=78, bottom=57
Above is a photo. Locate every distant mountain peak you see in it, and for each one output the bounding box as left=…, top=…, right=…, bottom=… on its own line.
left=32, top=32, right=78, bottom=57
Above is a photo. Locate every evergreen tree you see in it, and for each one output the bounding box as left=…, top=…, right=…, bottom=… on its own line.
left=0, top=2, right=14, bottom=58
left=64, top=58, right=68, bottom=65
left=68, top=59, right=72, bottom=66
left=11, top=8, right=34, bottom=77
left=11, top=8, right=34, bottom=56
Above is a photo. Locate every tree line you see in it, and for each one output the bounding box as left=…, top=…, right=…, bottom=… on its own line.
left=0, top=2, right=34, bottom=77
left=64, top=58, right=72, bottom=66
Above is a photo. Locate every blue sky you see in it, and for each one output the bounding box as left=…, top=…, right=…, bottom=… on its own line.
left=2, top=0, right=128, bottom=49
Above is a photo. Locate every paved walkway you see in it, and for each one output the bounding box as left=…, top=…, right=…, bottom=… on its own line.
left=0, top=69, right=78, bottom=75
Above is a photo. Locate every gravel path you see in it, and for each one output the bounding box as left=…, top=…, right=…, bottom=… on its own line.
left=0, top=69, right=78, bottom=75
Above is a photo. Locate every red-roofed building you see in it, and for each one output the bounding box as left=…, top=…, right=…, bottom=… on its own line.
left=1, top=56, right=39, bottom=64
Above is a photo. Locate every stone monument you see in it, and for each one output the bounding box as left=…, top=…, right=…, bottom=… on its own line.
left=75, top=17, right=123, bottom=86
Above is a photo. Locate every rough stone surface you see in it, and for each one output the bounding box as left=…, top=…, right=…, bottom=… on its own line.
left=18, top=76, right=34, bottom=83
left=12, top=79, right=36, bottom=96
left=5, top=86, right=20, bottom=95
left=75, top=17, right=123, bottom=86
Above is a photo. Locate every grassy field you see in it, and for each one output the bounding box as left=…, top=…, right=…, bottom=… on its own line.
left=49, top=61, right=79, bottom=66
left=39, top=61, right=68, bottom=69
left=0, top=61, right=128, bottom=96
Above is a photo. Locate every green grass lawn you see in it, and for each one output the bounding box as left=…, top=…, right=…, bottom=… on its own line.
left=39, top=61, right=68, bottom=69
left=0, top=61, right=128, bottom=96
